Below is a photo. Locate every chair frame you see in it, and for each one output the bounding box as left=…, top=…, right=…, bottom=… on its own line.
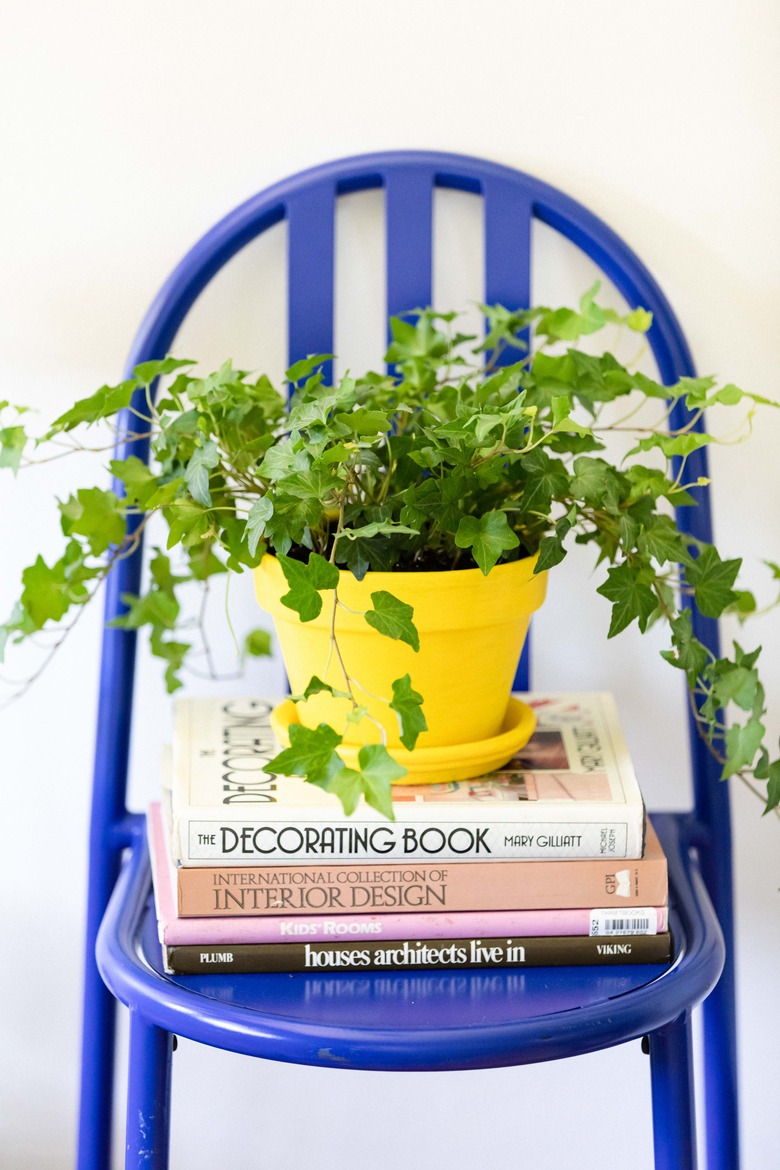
left=76, top=151, right=738, bottom=1170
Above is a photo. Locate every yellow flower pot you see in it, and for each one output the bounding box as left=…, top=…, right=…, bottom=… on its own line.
left=254, top=553, right=547, bottom=783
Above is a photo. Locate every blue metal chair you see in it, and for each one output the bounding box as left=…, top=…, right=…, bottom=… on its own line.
left=79, top=151, right=737, bottom=1170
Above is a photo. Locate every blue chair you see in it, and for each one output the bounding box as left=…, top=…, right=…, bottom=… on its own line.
left=79, top=151, right=736, bottom=1170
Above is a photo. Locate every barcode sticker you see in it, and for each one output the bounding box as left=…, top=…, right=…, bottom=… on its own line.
left=589, top=908, right=658, bottom=937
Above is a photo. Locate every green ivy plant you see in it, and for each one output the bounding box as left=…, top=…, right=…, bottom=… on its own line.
left=2, top=286, right=779, bottom=820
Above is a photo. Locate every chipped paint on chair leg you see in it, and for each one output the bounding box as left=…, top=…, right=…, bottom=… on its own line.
left=125, top=1012, right=173, bottom=1169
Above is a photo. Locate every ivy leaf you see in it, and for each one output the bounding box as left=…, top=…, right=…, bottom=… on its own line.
left=187, top=542, right=228, bottom=581
left=723, top=717, right=765, bottom=778
left=625, top=307, right=653, bottom=332
left=242, top=628, right=272, bottom=658
left=110, top=588, right=179, bottom=631
left=517, top=449, right=569, bottom=514
left=245, top=497, right=274, bottom=556
left=266, top=493, right=322, bottom=552
left=335, top=408, right=390, bottom=436
left=386, top=313, right=450, bottom=367
left=711, top=664, right=760, bottom=713
left=59, top=487, right=127, bottom=555
left=326, top=748, right=404, bottom=817
left=408, top=445, right=448, bottom=470
left=733, top=641, right=762, bottom=671
left=326, top=766, right=366, bottom=816
left=454, top=510, right=519, bottom=575
left=473, top=411, right=505, bottom=445
left=536, top=301, right=601, bottom=342
left=764, top=760, right=780, bottom=814
left=596, top=562, right=657, bottom=637
left=686, top=546, right=741, bottom=618
left=476, top=304, right=533, bottom=354
left=146, top=476, right=185, bottom=511
left=278, top=552, right=339, bottom=622
left=185, top=440, right=219, bottom=507
left=286, top=354, right=334, bottom=384
left=626, top=465, right=683, bottom=503
left=638, top=516, right=691, bottom=567
left=20, top=556, right=73, bottom=628
left=0, top=425, right=27, bottom=474
left=257, top=444, right=310, bottom=482
left=110, top=456, right=159, bottom=508
left=343, top=538, right=371, bottom=580
left=164, top=500, right=212, bottom=549
left=288, top=391, right=341, bottom=430
left=389, top=674, right=427, bottom=750
left=133, top=357, right=195, bottom=385
left=355, top=744, right=406, bottom=818
left=149, top=626, right=190, bottom=693
left=627, top=431, right=713, bottom=460
left=282, top=466, right=343, bottom=504
left=536, top=533, right=568, bottom=571
left=570, top=456, right=623, bottom=510
left=320, top=442, right=359, bottom=465
left=291, top=675, right=350, bottom=701
left=149, top=549, right=187, bottom=595
left=660, top=610, right=709, bottom=687
left=551, top=414, right=593, bottom=437
left=731, top=590, right=756, bottom=616
left=0, top=610, right=19, bottom=661
left=265, top=722, right=344, bottom=788
left=365, top=591, right=419, bottom=651
left=46, top=379, right=137, bottom=434
left=339, top=521, right=419, bottom=541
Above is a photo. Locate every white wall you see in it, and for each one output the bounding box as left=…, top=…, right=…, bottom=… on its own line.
left=1, top=3, right=779, bottom=1167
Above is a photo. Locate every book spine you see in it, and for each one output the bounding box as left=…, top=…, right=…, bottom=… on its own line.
left=159, top=905, right=668, bottom=946
left=176, top=853, right=668, bottom=917
left=165, top=932, right=672, bottom=974
left=178, top=815, right=644, bottom=865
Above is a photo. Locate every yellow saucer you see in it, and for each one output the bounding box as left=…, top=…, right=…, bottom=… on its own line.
left=269, top=696, right=536, bottom=786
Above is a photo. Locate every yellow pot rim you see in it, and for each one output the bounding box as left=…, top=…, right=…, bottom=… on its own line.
left=257, top=550, right=540, bottom=590
left=255, top=551, right=547, bottom=630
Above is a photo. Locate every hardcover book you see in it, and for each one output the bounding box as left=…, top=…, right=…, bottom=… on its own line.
left=149, top=802, right=668, bottom=942
left=162, top=932, right=673, bottom=975
left=169, top=693, right=647, bottom=865
left=162, top=818, right=668, bottom=919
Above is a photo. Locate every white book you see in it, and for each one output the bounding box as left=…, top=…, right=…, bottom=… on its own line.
left=168, top=693, right=646, bottom=866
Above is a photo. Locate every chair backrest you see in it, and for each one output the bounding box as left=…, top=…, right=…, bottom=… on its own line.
left=93, top=150, right=730, bottom=875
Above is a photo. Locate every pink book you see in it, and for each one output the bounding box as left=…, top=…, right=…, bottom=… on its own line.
left=148, top=803, right=667, bottom=945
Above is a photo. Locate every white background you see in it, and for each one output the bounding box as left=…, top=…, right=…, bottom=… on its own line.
left=1, top=3, right=779, bottom=1168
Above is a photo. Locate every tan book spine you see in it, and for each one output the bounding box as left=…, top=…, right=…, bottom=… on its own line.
left=177, top=821, right=667, bottom=917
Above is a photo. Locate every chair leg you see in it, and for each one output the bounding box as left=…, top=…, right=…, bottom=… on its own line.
left=649, top=1011, right=697, bottom=1170
left=77, top=909, right=119, bottom=1170
left=701, top=964, right=739, bottom=1170
left=125, top=1012, right=173, bottom=1170
left=697, top=833, right=739, bottom=1170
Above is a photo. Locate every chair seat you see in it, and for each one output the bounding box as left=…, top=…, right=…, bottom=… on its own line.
left=96, top=813, right=724, bottom=1073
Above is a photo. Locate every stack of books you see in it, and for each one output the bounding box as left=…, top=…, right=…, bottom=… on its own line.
left=149, top=693, right=671, bottom=975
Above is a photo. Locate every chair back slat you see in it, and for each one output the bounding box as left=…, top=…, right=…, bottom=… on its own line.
left=482, top=176, right=534, bottom=686
left=385, top=169, right=434, bottom=322
left=484, top=176, right=533, bottom=327
left=287, top=185, right=336, bottom=378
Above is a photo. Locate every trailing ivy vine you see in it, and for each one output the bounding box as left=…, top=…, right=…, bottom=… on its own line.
left=1, top=287, right=779, bottom=818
